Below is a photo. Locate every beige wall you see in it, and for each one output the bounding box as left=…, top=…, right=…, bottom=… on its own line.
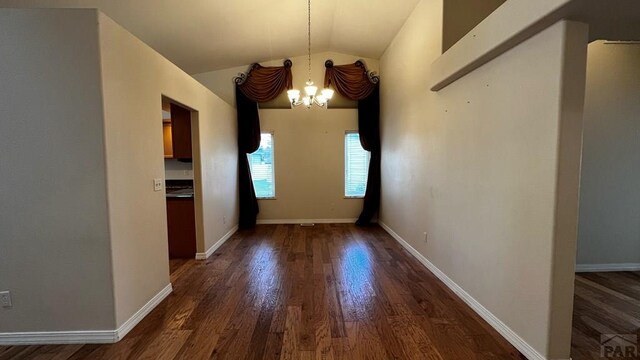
left=98, top=13, right=238, bottom=326
left=442, top=0, right=506, bottom=52
left=195, top=52, right=379, bottom=222
left=0, top=8, right=238, bottom=335
left=258, top=108, right=361, bottom=221
left=0, top=9, right=115, bottom=332
left=577, top=41, right=640, bottom=266
left=380, top=0, right=587, bottom=358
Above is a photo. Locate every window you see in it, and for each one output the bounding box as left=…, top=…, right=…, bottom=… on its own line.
left=248, top=133, right=275, bottom=198
left=345, top=132, right=370, bottom=198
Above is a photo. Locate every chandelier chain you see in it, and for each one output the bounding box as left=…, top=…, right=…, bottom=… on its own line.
left=307, top=0, right=311, bottom=82
left=286, top=0, right=334, bottom=108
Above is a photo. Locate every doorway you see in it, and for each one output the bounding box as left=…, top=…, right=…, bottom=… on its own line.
left=161, top=97, right=201, bottom=271
left=570, top=40, right=640, bottom=359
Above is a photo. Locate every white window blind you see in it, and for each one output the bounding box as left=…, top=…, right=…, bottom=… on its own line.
left=345, top=132, right=370, bottom=197
left=248, top=133, right=275, bottom=198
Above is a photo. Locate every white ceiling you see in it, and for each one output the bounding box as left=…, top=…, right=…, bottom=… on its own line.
left=0, top=0, right=420, bottom=74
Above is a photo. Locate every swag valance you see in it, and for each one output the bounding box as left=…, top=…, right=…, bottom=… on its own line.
left=324, top=60, right=381, bottom=226
left=324, top=60, right=379, bottom=100
left=234, top=60, right=293, bottom=229
left=235, top=60, right=293, bottom=102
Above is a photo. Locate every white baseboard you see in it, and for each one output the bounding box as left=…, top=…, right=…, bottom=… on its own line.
left=256, top=218, right=357, bottom=225
left=195, top=225, right=239, bottom=260
left=0, top=283, right=172, bottom=345
left=114, top=283, right=173, bottom=341
left=0, top=330, right=117, bottom=345
left=576, top=263, right=640, bottom=273
left=378, top=221, right=548, bottom=360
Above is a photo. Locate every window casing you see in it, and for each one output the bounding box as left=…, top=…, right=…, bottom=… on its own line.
left=248, top=133, right=275, bottom=199
left=344, top=131, right=370, bottom=198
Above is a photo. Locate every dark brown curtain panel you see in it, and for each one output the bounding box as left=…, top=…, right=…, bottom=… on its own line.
left=325, top=60, right=381, bottom=226
left=356, top=86, right=380, bottom=226
left=236, top=86, right=261, bottom=229
left=234, top=60, right=292, bottom=228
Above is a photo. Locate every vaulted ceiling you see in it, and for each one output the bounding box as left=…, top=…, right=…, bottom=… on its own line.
left=0, top=0, right=420, bottom=74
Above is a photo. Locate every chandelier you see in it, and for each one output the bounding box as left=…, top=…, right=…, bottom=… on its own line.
left=287, top=0, right=334, bottom=108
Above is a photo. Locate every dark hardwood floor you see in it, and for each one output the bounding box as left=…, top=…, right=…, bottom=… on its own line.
left=0, top=224, right=523, bottom=359
left=572, top=271, right=640, bottom=359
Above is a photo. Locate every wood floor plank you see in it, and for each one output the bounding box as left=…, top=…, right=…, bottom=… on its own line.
left=313, top=274, right=335, bottom=360
left=0, top=346, right=42, bottom=360
left=29, top=345, right=83, bottom=360
left=63, top=345, right=100, bottom=360
left=2, top=224, right=523, bottom=360
left=279, top=306, right=302, bottom=360
left=572, top=272, right=640, bottom=359
left=261, top=332, right=284, bottom=360
left=137, top=330, right=191, bottom=360
left=346, top=321, right=387, bottom=360
left=322, top=263, right=346, bottom=339
left=576, top=274, right=640, bottom=306
left=0, top=347, right=23, bottom=360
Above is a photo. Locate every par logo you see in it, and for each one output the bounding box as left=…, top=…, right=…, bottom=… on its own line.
left=601, top=334, right=638, bottom=358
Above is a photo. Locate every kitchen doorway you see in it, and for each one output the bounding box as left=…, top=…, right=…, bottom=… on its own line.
left=161, top=97, right=203, bottom=271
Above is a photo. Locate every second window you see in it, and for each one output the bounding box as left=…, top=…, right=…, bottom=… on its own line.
left=345, top=132, right=370, bottom=198
left=248, top=133, right=275, bottom=198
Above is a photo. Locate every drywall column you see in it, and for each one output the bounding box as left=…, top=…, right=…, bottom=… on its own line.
left=97, top=12, right=238, bottom=326
left=576, top=41, right=640, bottom=270
left=547, top=21, right=589, bottom=359
left=0, top=8, right=238, bottom=341
left=0, top=9, right=115, bottom=333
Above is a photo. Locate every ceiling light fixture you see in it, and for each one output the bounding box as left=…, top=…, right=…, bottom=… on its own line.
left=287, top=0, right=334, bottom=108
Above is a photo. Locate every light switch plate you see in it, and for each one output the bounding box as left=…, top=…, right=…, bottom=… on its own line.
left=0, top=291, right=12, bottom=308
left=153, top=178, right=163, bottom=192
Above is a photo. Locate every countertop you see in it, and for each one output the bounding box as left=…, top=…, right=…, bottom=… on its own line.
left=166, top=188, right=194, bottom=198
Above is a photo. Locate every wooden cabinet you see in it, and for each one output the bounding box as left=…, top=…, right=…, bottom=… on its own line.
left=162, top=103, right=192, bottom=160
left=163, top=123, right=173, bottom=158
left=166, top=197, right=196, bottom=259
left=170, top=103, right=192, bottom=160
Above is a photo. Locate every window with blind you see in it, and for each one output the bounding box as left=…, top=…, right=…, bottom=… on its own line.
left=345, top=132, right=370, bottom=198
left=248, top=133, right=275, bottom=198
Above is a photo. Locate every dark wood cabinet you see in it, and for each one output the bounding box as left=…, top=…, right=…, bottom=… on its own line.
left=169, top=103, right=192, bottom=160
left=166, top=197, right=196, bottom=259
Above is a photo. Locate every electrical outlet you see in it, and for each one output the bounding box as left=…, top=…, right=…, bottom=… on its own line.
left=223, top=216, right=227, bottom=224
left=0, top=291, right=12, bottom=308
left=153, top=178, right=163, bottom=192
left=423, top=232, right=428, bottom=243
